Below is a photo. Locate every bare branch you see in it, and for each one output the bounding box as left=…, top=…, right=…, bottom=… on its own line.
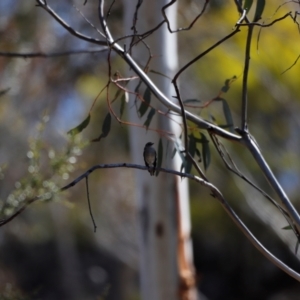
left=281, top=54, right=300, bottom=74
left=36, top=0, right=107, bottom=46
left=98, top=0, right=114, bottom=43
left=241, top=24, right=254, bottom=131
left=4, top=161, right=298, bottom=282
left=210, top=185, right=300, bottom=282
left=238, top=12, right=293, bottom=28
left=243, top=133, right=300, bottom=233
left=162, top=0, right=209, bottom=33
left=0, top=196, right=40, bottom=226
left=173, top=28, right=241, bottom=84
left=172, top=60, right=207, bottom=180
left=0, top=48, right=108, bottom=58
left=85, top=176, right=97, bottom=232
left=233, top=0, right=250, bottom=24
left=210, top=134, right=300, bottom=244
left=236, top=9, right=248, bottom=25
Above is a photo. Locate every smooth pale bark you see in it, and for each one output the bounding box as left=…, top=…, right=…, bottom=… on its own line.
left=123, top=1, right=198, bottom=299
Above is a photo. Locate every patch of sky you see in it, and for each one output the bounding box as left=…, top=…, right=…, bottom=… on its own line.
left=52, top=88, right=86, bottom=133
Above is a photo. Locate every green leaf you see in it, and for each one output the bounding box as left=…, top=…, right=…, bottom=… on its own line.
left=67, top=114, right=91, bottom=136
left=91, top=113, right=111, bottom=142
left=185, top=134, right=196, bottom=174
left=0, top=87, right=10, bottom=97
left=135, top=80, right=142, bottom=93
left=111, top=88, right=123, bottom=104
left=155, top=138, right=163, bottom=177
left=149, top=69, right=170, bottom=79
left=171, top=147, right=177, bottom=159
left=221, top=80, right=230, bottom=93
left=282, top=225, right=292, bottom=230
left=253, top=0, right=265, bottom=22
left=221, top=98, right=234, bottom=132
left=119, top=93, right=126, bottom=118
left=200, top=133, right=210, bottom=170
left=180, top=162, right=184, bottom=173
left=214, top=97, right=234, bottom=132
left=174, top=138, right=186, bottom=166
left=221, top=76, right=237, bottom=93
left=144, top=108, right=156, bottom=129
left=210, top=114, right=217, bottom=123
left=243, top=0, right=253, bottom=14
left=195, top=147, right=202, bottom=162
left=138, top=87, right=151, bottom=117
left=183, top=99, right=202, bottom=104
left=101, top=113, right=111, bottom=137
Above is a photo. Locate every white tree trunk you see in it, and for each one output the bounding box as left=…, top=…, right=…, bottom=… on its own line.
left=123, top=1, right=198, bottom=299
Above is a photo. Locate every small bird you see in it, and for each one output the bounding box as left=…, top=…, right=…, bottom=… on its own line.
left=143, top=142, right=157, bottom=176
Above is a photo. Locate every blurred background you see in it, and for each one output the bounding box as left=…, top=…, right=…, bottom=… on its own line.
left=1, top=1, right=300, bottom=299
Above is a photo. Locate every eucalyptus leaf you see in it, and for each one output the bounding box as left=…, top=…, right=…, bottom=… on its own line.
left=185, top=134, right=196, bottom=174
left=67, top=114, right=91, bottom=136
left=254, top=0, right=265, bottom=22
left=183, top=99, right=202, bottom=104
left=243, top=0, right=253, bottom=14
left=138, top=87, right=151, bottom=117
left=101, top=113, right=111, bottom=137
left=119, top=93, right=126, bottom=118
left=200, top=133, right=210, bottom=170
left=91, top=113, right=111, bottom=142
left=221, top=98, right=234, bottom=132
left=144, top=108, right=156, bottom=129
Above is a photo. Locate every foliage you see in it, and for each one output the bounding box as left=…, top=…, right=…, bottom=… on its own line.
left=0, top=115, right=87, bottom=219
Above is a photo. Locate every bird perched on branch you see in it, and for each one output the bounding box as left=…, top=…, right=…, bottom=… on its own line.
left=143, top=142, right=157, bottom=176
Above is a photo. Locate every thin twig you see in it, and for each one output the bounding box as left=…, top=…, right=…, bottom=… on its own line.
left=238, top=12, right=293, bottom=27
left=98, top=0, right=113, bottom=43
left=129, top=0, right=143, bottom=51
left=233, top=0, right=250, bottom=24
left=281, top=54, right=300, bottom=74
left=75, top=7, right=105, bottom=39
left=162, top=0, right=209, bottom=33
left=0, top=196, right=40, bottom=226
left=85, top=176, right=97, bottom=232
left=36, top=0, right=107, bottom=46
left=210, top=134, right=300, bottom=243
left=241, top=24, right=254, bottom=131
left=0, top=49, right=108, bottom=58
left=172, top=65, right=207, bottom=180
left=173, top=28, right=240, bottom=81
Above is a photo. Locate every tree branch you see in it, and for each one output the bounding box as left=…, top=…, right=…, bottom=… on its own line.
left=162, top=0, right=209, bottom=33
left=3, top=162, right=300, bottom=281
left=241, top=24, right=254, bottom=131
left=210, top=134, right=300, bottom=243
left=36, top=0, right=107, bottom=46
left=0, top=48, right=108, bottom=58
left=244, top=133, right=300, bottom=233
